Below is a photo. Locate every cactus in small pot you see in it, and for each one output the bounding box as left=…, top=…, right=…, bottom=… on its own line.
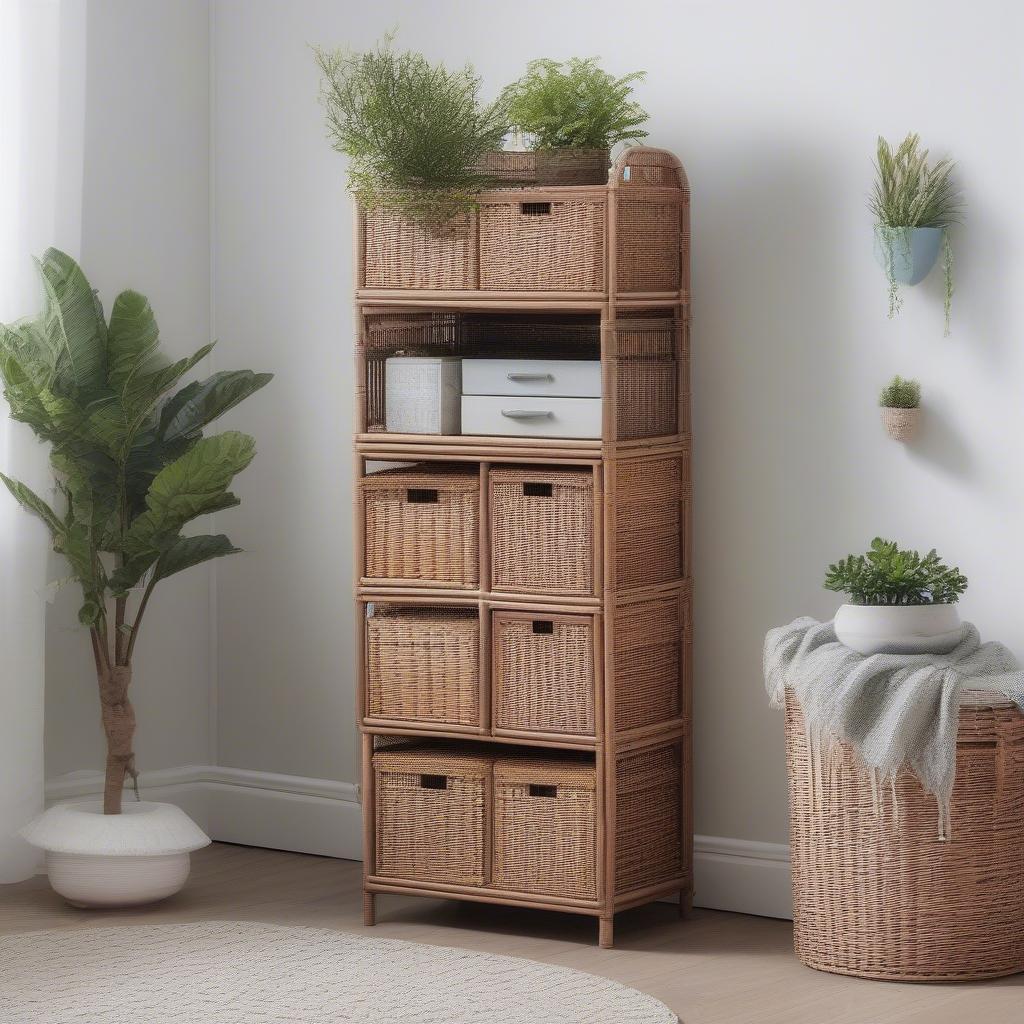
left=878, top=375, right=920, bottom=442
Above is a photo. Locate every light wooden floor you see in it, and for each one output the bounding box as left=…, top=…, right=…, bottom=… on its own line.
left=2, top=843, right=1021, bottom=1023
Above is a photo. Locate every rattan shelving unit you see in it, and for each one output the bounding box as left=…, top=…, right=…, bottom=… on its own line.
left=353, top=147, right=691, bottom=948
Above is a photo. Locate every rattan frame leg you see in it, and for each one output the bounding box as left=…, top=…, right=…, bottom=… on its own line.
left=599, top=914, right=614, bottom=949
left=363, top=892, right=376, bottom=926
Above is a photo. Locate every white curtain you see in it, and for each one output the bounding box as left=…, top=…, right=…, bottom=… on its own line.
left=0, top=0, right=85, bottom=882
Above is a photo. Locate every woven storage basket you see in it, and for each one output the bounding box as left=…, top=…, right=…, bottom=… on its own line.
left=615, top=741, right=683, bottom=895
left=614, top=457, right=684, bottom=591
left=492, top=612, right=595, bottom=737
left=366, top=606, right=479, bottom=727
left=374, top=748, right=491, bottom=887
left=472, top=149, right=609, bottom=186
left=492, top=758, right=598, bottom=900
left=363, top=466, right=479, bottom=587
left=613, top=596, right=683, bottom=733
left=612, top=319, right=680, bottom=440
left=479, top=198, right=605, bottom=292
left=489, top=467, right=594, bottom=596
left=362, top=208, right=478, bottom=290
left=786, top=690, right=1024, bottom=981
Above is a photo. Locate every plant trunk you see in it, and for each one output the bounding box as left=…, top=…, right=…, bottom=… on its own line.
left=99, top=664, right=136, bottom=814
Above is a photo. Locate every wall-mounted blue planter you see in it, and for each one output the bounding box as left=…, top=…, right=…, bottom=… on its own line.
left=873, top=225, right=943, bottom=285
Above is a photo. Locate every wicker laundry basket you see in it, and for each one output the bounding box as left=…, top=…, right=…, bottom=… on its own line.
left=786, top=689, right=1024, bottom=981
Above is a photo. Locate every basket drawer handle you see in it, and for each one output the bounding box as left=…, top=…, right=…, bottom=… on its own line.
left=506, top=372, right=554, bottom=383
left=520, top=202, right=551, bottom=216
left=406, top=488, right=438, bottom=504
left=420, top=774, right=448, bottom=790
left=522, top=482, right=553, bottom=497
left=532, top=620, right=554, bottom=635
left=529, top=784, right=557, bottom=798
left=501, top=409, right=553, bottom=420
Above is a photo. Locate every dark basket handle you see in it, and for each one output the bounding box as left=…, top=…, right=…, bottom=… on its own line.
left=529, top=784, right=557, bottom=798
left=420, top=774, right=448, bottom=790
left=407, top=488, right=438, bottom=504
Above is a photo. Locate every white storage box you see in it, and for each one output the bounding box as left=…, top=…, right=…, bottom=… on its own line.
left=461, top=395, right=601, bottom=438
left=462, top=359, right=601, bottom=398
left=385, top=357, right=461, bottom=435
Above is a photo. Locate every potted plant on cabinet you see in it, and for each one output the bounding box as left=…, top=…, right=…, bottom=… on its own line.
left=0, top=249, right=271, bottom=907
left=499, top=57, right=649, bottom=185
left=825, top=538, right=967, bottom=656
left=878, top=374, right=921, bottom=442
left=870, top=132, right=963, bottom=335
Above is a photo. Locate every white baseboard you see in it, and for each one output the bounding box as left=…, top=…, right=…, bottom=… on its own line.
left=46, top=769, right=791, bottom=919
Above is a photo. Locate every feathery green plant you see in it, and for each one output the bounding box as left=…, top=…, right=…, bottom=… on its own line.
left=500, top=58, right=648, bottom=151
left=825, top=538, right=967, bottom=606
left=870, top=133, right=963, bottom=334
left=878, top=375, right=920, bottom=409
left=315, top=38, right=509, bottom=225
left=0, top=250, right=271, bottom=813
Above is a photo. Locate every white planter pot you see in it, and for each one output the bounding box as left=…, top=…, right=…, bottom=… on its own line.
left=19, top=801, right=210, bottom=908
left=833, top=603, right=962, bottom=656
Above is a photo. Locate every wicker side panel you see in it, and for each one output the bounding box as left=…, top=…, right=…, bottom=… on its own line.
left=492, top=613, right=595, bottom=736
left=364, top=467, right=480, bottom=586
left=611, top=318, right=681, bottom=440
left=614, top=457, right=684, bottom=592
left=363, top=208, right=478, bottom=290
left=615, top=197, right=682, bottom=294
left=614, top=596, right=682, bottom=733
left=489, top=467, right=594, bottom=596
left=615, top=742, right=682, bottom=895
left=366, top=607, right=480, bottom=726
left=492, top=759, right=598, bottom=900
left=479, top=199, right=605, bottom=292
left=374, top=749, right=491, bottom=887
left=786, top=694, right=1024, bottom=982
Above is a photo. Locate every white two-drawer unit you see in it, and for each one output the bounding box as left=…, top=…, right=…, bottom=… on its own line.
left=461, top=359, right=602, bottom=438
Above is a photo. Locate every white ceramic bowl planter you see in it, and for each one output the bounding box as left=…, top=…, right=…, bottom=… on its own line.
left=834, top=603, right=962, bottom=657
left=20, top=801, right=210, bottom=908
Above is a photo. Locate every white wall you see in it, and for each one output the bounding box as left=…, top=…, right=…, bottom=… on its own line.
left=210, top=0, right=1024, bottom=869
left=45, top=0, right=215, bottom=779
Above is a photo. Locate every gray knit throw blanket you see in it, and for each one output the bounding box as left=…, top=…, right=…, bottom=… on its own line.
left=764, top=618, right=1024, bottom=838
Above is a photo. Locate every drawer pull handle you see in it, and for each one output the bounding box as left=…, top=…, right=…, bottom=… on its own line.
left=407, top=488, right=438, bottom=504
left=529, top=785, right=558, bottom=798
left=521, top=202, right=551, bottom=216
left=420, top=774, right=448, bottom=790
left=532, top=620, right=554, bottom=635
left=506, top=372, right=554, bottom=383
left=523, top=482, right=553, bottom=497
left=501, top=409, right=552, bottom=419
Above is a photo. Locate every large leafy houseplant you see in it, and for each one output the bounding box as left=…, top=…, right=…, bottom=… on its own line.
left=0, top=250, right=271, bottom=814
left=315, top=38, right=509, bottom=225
left=870, top=133, right=963, bottom=334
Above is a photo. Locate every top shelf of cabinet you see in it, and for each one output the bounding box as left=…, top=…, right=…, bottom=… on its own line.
left=355, top=147, right=690, bottom=304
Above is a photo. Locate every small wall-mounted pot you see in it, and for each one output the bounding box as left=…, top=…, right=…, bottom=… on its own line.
left=873, top=225, right=943, bottom=285
left=881, top=406, right=919, bottom=442
left=834, top=602, right=962, bottom=656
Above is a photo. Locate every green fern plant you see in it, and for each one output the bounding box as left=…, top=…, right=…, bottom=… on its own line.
left=878, top=375, right=920, bottom=409
left=315, top=37, right=509, bottom=225
left=825, top=538, right=967, bottom=606
left=500, top=58, right=648, bottom=151
left=0, top=250, right=271, bottom=813
left=870, top=133, right=963, bottom=334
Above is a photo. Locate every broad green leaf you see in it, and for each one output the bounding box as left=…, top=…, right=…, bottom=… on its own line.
left=160, top=370, right=273, bottom=445
left=106, top=290, right=161, bottom=394
left=153, top=533, right=241, bottom=583
left=0, top=472, right=64, bottom=538
left=121, top=343, right=214, bottom=423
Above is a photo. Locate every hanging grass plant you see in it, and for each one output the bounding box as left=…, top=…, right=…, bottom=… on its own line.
left=315, top=38, right=509, bottom=226
left=870, top=133, right=963, bottom=334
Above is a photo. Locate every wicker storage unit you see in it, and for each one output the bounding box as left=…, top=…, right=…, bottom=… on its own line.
left=489, top=466, right=594, bottom=596
left=479, top=198, right=605, bottom=292
left=362, top=208, right=478, bottom=290
left=615, top=741, right=683, bottom=895
left=374, top=748, right=491, bottom=887
left=492, top=611, right=595, bottom=738
left=366, top=606, right=480, bottom=727
left=613, top=596, right=683, bottom=733
left=363, top=466, right=479, bottom=587
left=786, top=691, right=1024, bottom=982
left=493, top=758, right=598, bottom=900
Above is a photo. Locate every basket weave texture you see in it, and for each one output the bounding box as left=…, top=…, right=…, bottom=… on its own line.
left=492, top=759, right=598, bottom=899
left=363, top=208, right=478, bottom=290
left=489, top=467, right=594, bottom=596
left=374, top=748, right=491, bottom=887
left=366, top=607, right=479, bottom=726
left=614, top=597, right=683, bottom=732
left=615, top=457, right=684, bottom=591
left=363, top=466, right=479, bottom=586
left=492, top=614, right=595, bottom=736
left=786, top=690, right=1024, bottom=981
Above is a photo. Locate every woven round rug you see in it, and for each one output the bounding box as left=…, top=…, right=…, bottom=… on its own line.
left=0, top=921, right=677, bottom=1023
